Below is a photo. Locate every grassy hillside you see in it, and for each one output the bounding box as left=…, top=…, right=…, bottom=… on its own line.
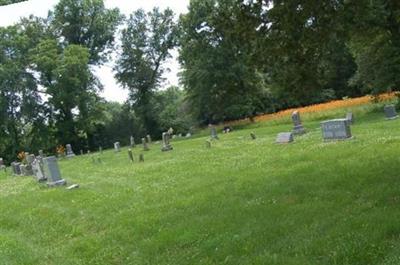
left=1, top=102, right=400, bottom=265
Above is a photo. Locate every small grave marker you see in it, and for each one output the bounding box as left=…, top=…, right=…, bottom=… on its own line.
left=66, top=144, right=75, bottom=157
left=128, top=149, right=134, bottom=162
left=384, top=105, right=398, bottom=120
left=114, top=142, right=121, bottom=152
left=292, top=111, right=306, bottom=135
left=43, top=156, right=66, bottom=187
left=142, top=138, right=149, bottom=151
left=276, top=132, right=294, bottom=144
left=161, top=132, right=173, bottom=152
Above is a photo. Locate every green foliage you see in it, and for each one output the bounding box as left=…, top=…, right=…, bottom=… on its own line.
left=114, top=8, right=179, bottom=135
left=0, top=0, right=26, bottom=6
left=51, top=0, right=121, bottom=65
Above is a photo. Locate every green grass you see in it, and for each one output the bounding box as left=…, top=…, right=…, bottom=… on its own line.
left=1, top=103, right=400, bottom=264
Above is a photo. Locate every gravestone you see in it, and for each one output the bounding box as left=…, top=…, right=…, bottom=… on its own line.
left=20, top=165, right=30, bottom=176
left=384, top=105, right=398, bottom=120
left=276, top=132, right=294, bottom=144
left=291, top=111, right=306, bottom=135
left=250, top=132, right=256, bottom=140
left=139, top=154, right=144, bottom=162
left=11, top=162, right=22, bottom=176
left=80, top=150, right=84, bottom=155
left=130, top=136, right=135, bottom=147
left=38, top=150, right=44, bottom=157
left=186, top=133, right=192, bottom=138
left=321, top=119, right=352, bottom=140
left=43, top=156, right=66, bottom=187
left=346, top=112, right=354, bottom=124
left=114, top=142, right=121, bottom=152
left=142, top=138, right=149, bottom=151
left=26, top=154, right=35, bottom=165
left=99, top=146, right=103, bottom=154
left=205, top=140, right=211, bottom=148
left=128, top=149, right=134, bottom=162
left=146, top=134, right=152, bottom=144
left=161, top=132, right=173, bottom=152
left=66, top=144, right=75, bottom=157
left=210, top=125, right=219, bottom=140
left=32, top=158, right=46, bottom=182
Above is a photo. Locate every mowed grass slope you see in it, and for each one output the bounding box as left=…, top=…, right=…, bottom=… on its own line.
left=1, top=103, right=400, bottom=265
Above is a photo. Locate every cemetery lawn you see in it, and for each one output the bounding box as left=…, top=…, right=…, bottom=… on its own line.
left=2, top=103, right=400, bottom=265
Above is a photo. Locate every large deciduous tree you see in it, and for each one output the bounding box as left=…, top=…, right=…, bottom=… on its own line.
left=114, top=8, right=178, bottom=135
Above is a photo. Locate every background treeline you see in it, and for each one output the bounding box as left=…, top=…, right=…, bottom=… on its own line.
left=0, top=0, right=399, bottom=162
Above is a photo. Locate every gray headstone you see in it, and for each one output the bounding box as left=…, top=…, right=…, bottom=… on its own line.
left=210, top=125, right=219, bottom=140
left=384, top=105, right=398, bottom=120
left=38, top=150, right=44, bottom=157
left=114, top=142, right=121, bottom=152
left=128, top=149, right=134, bottom=162
left=346, top=112, right=354, bottom=124
left=161, top=132, right=173, bottom=152
left=321, top=119, right=352, bottom=140
left=276, top=132, right=294, bottom=144
left=66, top=144, right=75, bottom=157
left=142, top=138, right=149, bottom=151
left=291, top=111, right=306, bottom=135
left=146, top=134, right=152, bottom=144
left=26, top=154, right=35, bottom=165
left=32, top=158, right=46, bottom=182
left=130, top=136, right=135, bottom=147
left=11, top=162, right=22, bottom=176
left=99, top=146, right=103, bottom=154
left=250, top=132, right=256, bottom=140
left=43, top=156, right=66, bottom=187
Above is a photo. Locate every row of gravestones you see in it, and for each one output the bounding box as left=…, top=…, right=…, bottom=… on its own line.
left=8, top=152, right=67, bottom=187
left=275, top=104, right=397, bottom=143
left=206, top=104, right=397, bottom=145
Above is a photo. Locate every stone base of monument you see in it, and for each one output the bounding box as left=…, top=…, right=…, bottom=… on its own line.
left=385, top=115, right=399, bottom=120
left=292, top=125, right=306, bottom=135
left=161, top=145, right=173, bottom=152
left=66, top=153, right=75, bottom=158
left=47, top=179, right=67, bottom=187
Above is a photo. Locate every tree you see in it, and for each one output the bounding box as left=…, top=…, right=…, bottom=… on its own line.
left=114, top=8, right=179, bottom=135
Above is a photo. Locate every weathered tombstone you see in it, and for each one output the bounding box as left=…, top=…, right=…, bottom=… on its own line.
left=250, top=132, right=256, bottom=140
left=276, top=132, right=294, bottom=144
left=32, top=158, right=46, bottom=182
left=65, top=144, right=75, bottom=158
left=11, top=162, right=22, bottom=176
left=291, top=111, right=306, bottom=135
left=146, top=134, right=152, bottom=144
left=161, top=132, right=173, bottom=152
left=205, top=140, right=211, bottom=148
left=178, top=133, right=182, bottom=138
left=26, top=154, right=35, bottom=165
left=43, top=156, right=66, bottom=187
left=321, top=119, right=352, bottom=141
left=384, top=105, right=398, bottom=120
left=38, top=150, right=44, bottom=157
left=139, top=154, right=144, bottom=162
left=130, top=136, right=135, bottom=147
left=20, top=165, right=29, bottom=176
left=186, top=133, right=192, bottom=138
left=114, top=142, right=121, bottom=152
left=210, top=125, right=219, bottom=140
left=128, top=149, right=134, bottom=162
left=99, top=146, right=103, bottom=154
left=346, top=112, right=354, bottom=124
left=142, top=138, right=149, bottom=151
